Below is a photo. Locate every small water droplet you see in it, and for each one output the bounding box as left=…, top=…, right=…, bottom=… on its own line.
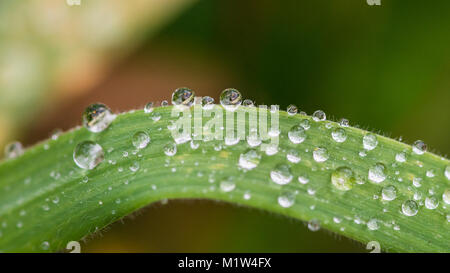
left=339, top=118, right=349, bottom=127
left=172, top=87, right=195, bottom=107
left=402, top=200, right=418, bottom=216
left=164, top=142, right=177, bottom=156
left=331, top=128, right=347, bottom=143
left=308, top=219, right=321, bottom=231
left=426, top=169, right=435, bottom=178
left=40, top=241, right=50, bottom=250
left=287, top=104, right=298, bottom=115
left=4, top=141, right=24, bottom=159
left=331, top=166, right=354, bottom=191
left=288, top=125, right=306, bottom=144
left=425, top=196, right=439, bottom=210
left=73, top=141, right=104, bottom=170
left=298, top=175, right=309, bottom=184
left=82, top=103, right=115, bottom=133
left=129, top=162, right=140, bottom=172
left=367, top=218, right=379, bottom=230
left=144, top=102, right=154, bottom=113
left=395, top=152, right=407, bottom=163
left=312, top=110, right=326, bottom=122
left=412, top=177, right=422, bottom=188
left=220, top=88, right=242, bottom=111
left=220, top=176, right=236, bottom=192
left=278, top=191, right=295, bottom=208
left=363, top=133, right=378, bottom=151
left=381, top=185, right=397, bottom=201
left=442, top=189, right=450, bottom=205
left=368, top=163, right=386, bottom=183
left=239, top=149, right=261, bottom=170
left=412, top=140, right=427, bottom=155
left=286, top=149, right=301, bottom=163
left=243, top=99, right=254, bottom=107
left=161, top=100, right=169, bottom=107
left=444, top=166, right=450, bottom=180
left=270, top=164, right=293, bottom=185
left=299, top=119, right=311, bottom=130
left=313, top=147, right=329, bottom=163
left=132, top=131, right=150, bottom=149
left=201, top=96, right=215, bottom=110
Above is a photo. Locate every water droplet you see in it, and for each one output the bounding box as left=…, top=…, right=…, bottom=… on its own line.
left=247, top=134, right=262, bottom=147
left=4, top=141, right=24, bottom=159
left=395, top=152, right=407, bottom=163
left=444, top=166, right=450, bottom=180
left=308, top=219, right=321, bottom=231
left=426, top=169, right=435, bottom=178
left=412, top=140, right=427, bottom=155
left=172, top=87, right=195, bottom=107
left=132, top=131, right=150, bottom=149
left=425, top=196, right=439, bottom=210
left=161, top=100, right=169, bottom=107
left=299, top=119, right=311, bottom=130
left=288, top=125, right=306, bottom=144
left=381, top=185, right=397, bottom=201
left=220, top=176, right=236, bottom=192
left=201, top=96, right=215, bottom=110
left=402, top=200, right=418, bottom=216
left=144, top=102, right=154, bottom=113
left=286, top=149, right=301, bottom=163
left=331, top=128, right=347, bottom=143
left=151, top=112, right=161, bottom=122
left=312, top=110, right=326, bottom=122
left=239, top=149, right=261, bottom=170
left=443, top=189, right=450, bottom=205
left=363, top=133, right=378, bottom=151
left=367, top=218, right=379, bottom=230
left=73, top=141, right=104, bottom=170
left=368, top=163, right=386, bottom=183
left=287, top=104, right=298, bottom=115
left=129, top=162, right=140, bottom=172
left=339, top=118, right=349, bottom=127
left=278, top=191, right=295, bottom=208
left=51, top=129, right=62, bottom=140
left=313, top=147, right=329, bottom=163
left=412, top=177, right=422, bottom=188
left=331, top=167, right=354, bottom=191
left=40, top=241, right=50, bottom=251
left=164, top=142, right=177, bottom=156
left=270, top=164, right=293, bottom=185
left=220, top=88, right=242, bottom=111
left=298, top=175, right=309, bottom=184
left=82, top=103, right=115, bottom=133
left=243, top=99, right=254, bottom=107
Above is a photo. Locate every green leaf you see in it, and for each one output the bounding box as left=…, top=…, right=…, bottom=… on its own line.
left=0, top=106, right=448, bottom=252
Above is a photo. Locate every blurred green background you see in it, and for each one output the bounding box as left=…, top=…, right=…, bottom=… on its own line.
left=1, top=0, right=449, bottom=252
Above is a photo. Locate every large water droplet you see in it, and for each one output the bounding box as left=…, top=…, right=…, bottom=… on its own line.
left=73, top=141, right=104, bottom=170
left=313, top=147, right=329, bottom=163
left=220, top=88, right=242, bottom=111
left=172, top=87, right=195, bottom=107
left=331, top=128, right=347, bottom=143
left=270, top=164, right=293, bottom=185
left=412, top=140, right=427, bottom=155
left=288, top=125, right=306, bottom=144
left=4, top=141, right=24, bottom=159
left=82, top=103, right=115, bottom=133
left=239, top=149, right=261, bottom=170
left=402, top=200, right=418, bottom=216
left=363, top=133, right=378, bottom=151
left=312, top=110, right=326, bottom=122
left=220, top=176, right=236, bottom=192
left=331, top=166, right=354, bottom=191
left=132, top=131, right=150, bottom=149
left=278, top=191, right=295, bottom=208
left=381, top=185, right=397, bottom=201
left=368, top=163, right=386, bottom=183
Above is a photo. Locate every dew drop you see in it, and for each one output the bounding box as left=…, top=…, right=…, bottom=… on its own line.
left=426, top=169, right=435, bottom=178
left=286, top=149, right=301, bottom=163
left=367, top=218, right=379, bottom=230
left=308, top=219, right=321, bottom=232
left=363, top=133, right=378, bottom=151
left=132, top=131, right=150, bottom=149
left=278, top=191, right=295, bottom=208
left=73, top=141, right=104, bottom=170
left=331, top=128, right=347, bottom=143
left=339, top=118, right=349, bottom=127
left=4, top=141, right=24, bottom=159
left=172, top=87, right=195, bottom=107
left=299, top=119, right=311, bottom=130
left=82, top=103, right=115, bottom=133
left=381, top=185, right=397, bottom=201
left=443, top=189, right=450, bottom=205
left=238, top=149, right=261, bottom=170
left=220, top=88, right=242, bottom=111
left=444, top=166, right=450, bottom=180
left=395, top=152, right=407, bottom=163
left=331, top=166, right=354, bottom=191
left=402, top=200, right=418, bottom=216
left=425, top=196, right=439, bottom=210
left=368, top=163, right=386, bottom=183
left=40, top=241, right=50, bottom=251
left=220, top=176, right=236, bottom=192
left=298, top=175, right=309, bottom=184
left=144, top=102, right=154, bottom=113
left=270, top=164, right=293, bottom=185
left=201, top=96, right=215, bottom=110
left=161, top=100, right=169, bottom=107
left=412, top=140, right=427, bottom=155
left=243, top=99, right=254, bottom=107
left=129, top=162, right=140, bottom=172
left=287, top=104, right=298, bottom=116
left=151, top=112, right=161, bottom=122
left=313, top=147, right=329, bottom=163
left=288, top=125, right=306, bottom=144
left=163, top=142, right=177, bottom=156
left=312, top=110, right=326, bottom=122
